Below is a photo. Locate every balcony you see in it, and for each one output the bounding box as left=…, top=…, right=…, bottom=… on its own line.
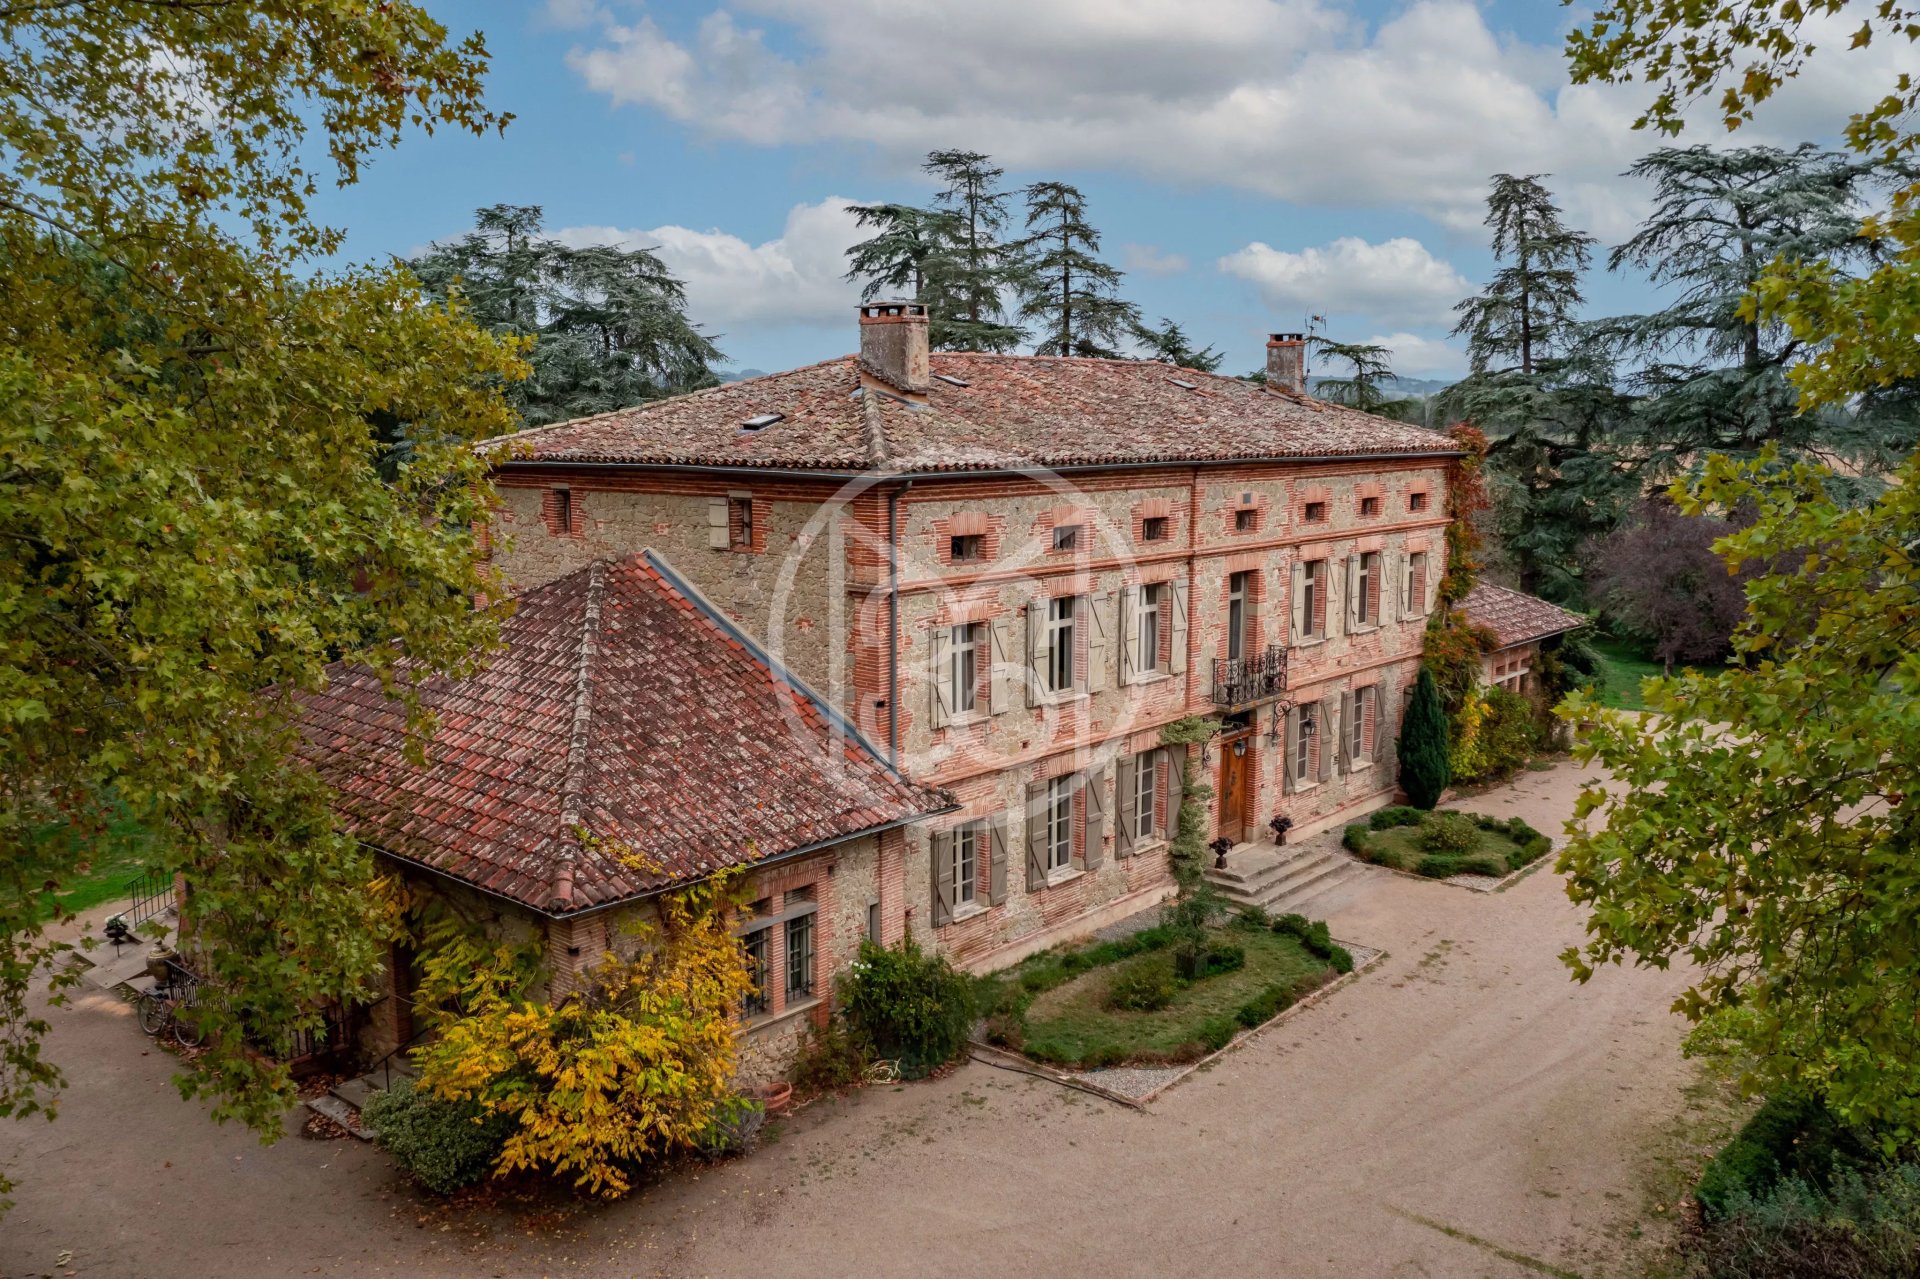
left=1211, top=645, right=1288, bottom=709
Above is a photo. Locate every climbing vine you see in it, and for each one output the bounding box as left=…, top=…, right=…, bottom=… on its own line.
left=1424, top=424, right=1499, bottom=715
left=1160, top=716, right=1223, bottom=980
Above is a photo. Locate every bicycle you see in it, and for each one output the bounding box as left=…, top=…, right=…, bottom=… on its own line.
left=135, top=968, right=206, bottom=1048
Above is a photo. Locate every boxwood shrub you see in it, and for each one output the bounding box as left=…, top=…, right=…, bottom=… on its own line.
left=362, top=1078, right=513, bottom=1195
left=841, top=938, right=976, bottom=1079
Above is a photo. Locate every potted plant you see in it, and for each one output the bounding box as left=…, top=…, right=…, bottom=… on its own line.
left=1269, top=815, right=1293, bottom=846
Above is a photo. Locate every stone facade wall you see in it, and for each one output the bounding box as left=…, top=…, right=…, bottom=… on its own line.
left=489, top=472, right=856, bottom=698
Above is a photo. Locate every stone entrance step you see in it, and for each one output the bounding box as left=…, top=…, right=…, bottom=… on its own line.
left=1204, top=841, right=1372, bottom=916
left=310, top=1057, right=418, bottom=1140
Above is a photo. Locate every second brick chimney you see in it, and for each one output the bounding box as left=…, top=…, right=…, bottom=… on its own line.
left=858, top=300, right=931, bottom=397
left=1265, top=332, right=1307, bottom=396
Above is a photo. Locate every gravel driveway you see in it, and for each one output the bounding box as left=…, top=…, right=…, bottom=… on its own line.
left=1, top=759, right=1695, bottom=1279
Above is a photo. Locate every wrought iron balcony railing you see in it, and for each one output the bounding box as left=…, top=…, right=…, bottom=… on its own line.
left=1211, top=644, right=1288, bottom=709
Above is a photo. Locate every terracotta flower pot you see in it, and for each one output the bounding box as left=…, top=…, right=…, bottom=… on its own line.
left=760, top=1081, right=794, bottom=1114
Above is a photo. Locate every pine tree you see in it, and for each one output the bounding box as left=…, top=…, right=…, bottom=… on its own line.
left=843, top=202, right=959, bottom=302
left=1133, top=316, right=1223, bottom=372
left=1452, top=173, right=1596, bottom=376
left=1440, top=175, right=1624, bottom=600
left=1398, top=667, right=1453, bottom=810
left=1015, top=181, right=1140, bottom=358
left=921, top=150, right=1026, bottom=352
left=1596, top=144, right=1912, bottom=481
left=410, top=205, right=721, bottom=427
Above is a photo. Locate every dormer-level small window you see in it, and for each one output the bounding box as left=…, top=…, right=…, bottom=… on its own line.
left=1303, top=501, right=1328, bottom=523
left=1409, top=491, right=1430, bottom=513
left=1234, top=508, right=1258, bottom=532
left=951, top=534, right=984, bottom=563
left=728, top=496, right=754, bottom=549
left=551, top=487, right=572, bottom=535
left=1360, top=496, right=1381, bottom=518
left=1052, top=524, right=1082, bottom=552
left=1141, top=516, right=1169, bottom=542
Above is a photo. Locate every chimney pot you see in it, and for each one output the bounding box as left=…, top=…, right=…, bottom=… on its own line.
left=858, top=300, right=931, bottom=396
left=1265, top=332, right=1306, bottom=395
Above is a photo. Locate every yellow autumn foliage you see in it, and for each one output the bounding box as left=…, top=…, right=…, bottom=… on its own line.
left=411, top=873, right=755, bottom=1197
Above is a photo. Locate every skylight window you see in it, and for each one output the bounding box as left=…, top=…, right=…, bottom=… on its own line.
left=1167, top=377, right=1198, bottom=390
left=740, top=412, right=784, bottom=431
left=933, top=373, right=970, bottom=387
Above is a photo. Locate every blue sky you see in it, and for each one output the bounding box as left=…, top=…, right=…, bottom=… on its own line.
left=310, top=0, right=1897, bottom=379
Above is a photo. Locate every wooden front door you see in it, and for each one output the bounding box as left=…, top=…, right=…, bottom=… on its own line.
left=1217, top=740, right=1251, bottom=844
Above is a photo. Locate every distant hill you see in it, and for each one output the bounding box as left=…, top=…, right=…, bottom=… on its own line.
left=715, top=368, right=768, bottom=384
left=1308, top=375, right=1457, bottom=398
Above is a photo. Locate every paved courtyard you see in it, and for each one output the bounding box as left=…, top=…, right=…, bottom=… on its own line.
left=1, top=759, right=1700, bottom=1279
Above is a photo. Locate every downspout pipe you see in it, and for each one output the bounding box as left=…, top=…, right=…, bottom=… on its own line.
left=887, top=478, right=914, bottom=766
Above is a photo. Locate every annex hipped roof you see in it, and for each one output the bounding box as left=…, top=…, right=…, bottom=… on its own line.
left=485, top=353, right=1460, bottom=474
left=1461, top=582, right=1587, bottom=650
left=292, top=553, right=952, bottom=915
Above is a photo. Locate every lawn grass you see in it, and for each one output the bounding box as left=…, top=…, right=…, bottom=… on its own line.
left=1591, top=635, right=1666, bottom=711
left=979, top=919, right=1342, bottom=1069
left=1344, top=808, right=1552, bottom=880
left=27, top=806, right=159, bottom=922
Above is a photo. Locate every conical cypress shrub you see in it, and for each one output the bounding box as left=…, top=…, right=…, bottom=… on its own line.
left=1398, top=666, right=1452, bottom=810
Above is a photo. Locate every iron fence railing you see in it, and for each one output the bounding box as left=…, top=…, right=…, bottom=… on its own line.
left=1211, top=645, right=1289, bottom=709
left=122, top=867, right=177, bottom=929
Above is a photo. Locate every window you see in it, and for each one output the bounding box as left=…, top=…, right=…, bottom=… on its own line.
left=1234, top=508, right=1258, bottom=532
left=1356, top=551, right=1380, bottom=626
left=1132, top=750, right=1159, bottom=841
left=1299, top=559, right=1326, bottom=639
left=785, top=913, right=815, bottom=1001
left=1141, top=516, right=1169, bottom=542
left=950, top=534, right=984, bottom=563
left=1360, top=496, right=1381, bottom=518
left=551, top=487, right=572, bottom=534
left=1409, top=491, right=1429, bottom=513
left=1303, top=500, right=1328, bottom=523
left=953, top=826, right=978, bottom=907
left=728, top=496, right=753, bottom=550
left=1348, top=687, right=1370, bottom=760
left=1044, top=777, right=1075, bottom=873
left=1051, top=524, right=1082, bottom=552
left=741, top=921, right=770, bottom=1017
left=867, top=900, right=881, bottom=943
left=1295, top=704, right=1319, bottom=780
left=1137, top=583, right=1164, bottom=674
left=1227, top=572, right=1251, bottom=662
left=1046, top=596, right=1077, bottom=694
left=1404, top=551, right=1429, bottom=615
left=948, top=623, right=981, bottom=715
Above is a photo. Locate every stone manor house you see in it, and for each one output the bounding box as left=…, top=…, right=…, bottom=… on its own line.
left=291, top=302, right=1572, bottom=1077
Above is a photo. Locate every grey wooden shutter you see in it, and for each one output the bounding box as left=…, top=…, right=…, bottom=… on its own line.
left=1116, top=756, right=1138, bottom=857
left=1026, top=603, right=1049, bottom=706
left=1290, top=562, right=1306, bottom=643
left=1381, top=550, right=1398, bottom=625
left=1319, top=695, right=1339, bottom=782
left=1284, top=708, right=1300, bottom=791
left=1117, top=585, right=1137, bottom=684
left=930, top=626, right=952, bottom=729
left=1025, top=782, right=1047, bottom=890
left=1084, top=767, right=1108, bottom=869
left=1425, top=551, right=1439, bottom=613
left=1337, top=691, right=1353, bottom=773
left=988, top=816, right=1008, bottom=905
left=1169, top=578, right=1190, bottom=673
left=930, top=831, right=953, bottom=926
left=1167, top=744, right=1187, bottom=829
left=1345, top=554, right=1361, bottom=630
left=1087, top=593, right=1112, bottom=693
left=990, top=616, right=1017, bottom=713
left=706, top=497, right=730, bottom=549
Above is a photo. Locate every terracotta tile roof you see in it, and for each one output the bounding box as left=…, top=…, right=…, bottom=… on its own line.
left=486, top=354, right=1459, bottom=472
left=292, top=553, right=952, bottom=914
left=1461, top=583, right=1587, bottom=650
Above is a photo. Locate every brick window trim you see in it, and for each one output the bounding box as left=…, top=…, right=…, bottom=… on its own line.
left=725, top=493, right=764, bottom=553
left=735, top=876, right=827, bottom=1027
left=541, top=487, right=584, bottom=539
left=933, top=512, right=1005, bottom=567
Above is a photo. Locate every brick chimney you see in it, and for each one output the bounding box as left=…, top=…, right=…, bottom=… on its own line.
left=1265, top=332, right=1307, bottom=395
left=858, top=300, right=931, bottom=397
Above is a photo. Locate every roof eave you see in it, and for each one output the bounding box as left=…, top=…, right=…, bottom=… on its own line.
left=493, top=449, right=1467, bottom=481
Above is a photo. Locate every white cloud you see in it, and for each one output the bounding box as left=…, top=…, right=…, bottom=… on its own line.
left=554, top=197, right=869, bottom=334
left=556, top=0, right=1908, bottom=235
left=1122, top=243, right=1189, bottom=277
left=538, top=0, right=607, bottom=30
left=1218, top=236, right=1470, bottom=329
left=1356, top=332, right=1464, bottom=380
